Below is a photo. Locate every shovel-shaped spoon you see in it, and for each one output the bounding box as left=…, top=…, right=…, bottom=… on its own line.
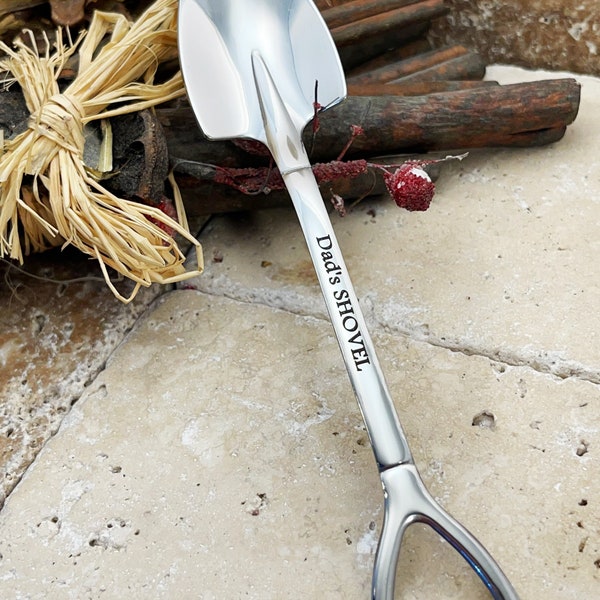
left=178, top=1, right=519, bottom=598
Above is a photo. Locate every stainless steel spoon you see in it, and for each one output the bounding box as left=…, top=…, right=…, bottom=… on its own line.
left=178, top=1, right=519, bottom=598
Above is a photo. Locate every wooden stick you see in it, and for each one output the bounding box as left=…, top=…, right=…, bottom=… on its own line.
left=336, top=22, right=430, bottom=70
left=348, top=79, right=499, bottom=97
left=158, top=79, right=580, bottom=170
left=0, top=57, right=581, bottom=215
left=329, top=0, right=448, bottom=47
left=346, top=38, right=433, bottom=76
left=403, top=52, right=487, bottom=82
left=347, top=45, right=486, bottom=86
left=310, top=79, right=581, bottom=158
left=321, top=0, right=425, bottom=29
left=314, top=0, right=359, bottom=10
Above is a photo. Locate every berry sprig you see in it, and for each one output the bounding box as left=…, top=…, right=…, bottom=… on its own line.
left=382, top=162, right=435, bottom=212
left=376, top=154, right=468, bottom=212
left=218, top=124, right=467, bottom=214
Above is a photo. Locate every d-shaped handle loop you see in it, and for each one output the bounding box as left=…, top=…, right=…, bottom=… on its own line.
left=373, top=464, right=520, bottom=600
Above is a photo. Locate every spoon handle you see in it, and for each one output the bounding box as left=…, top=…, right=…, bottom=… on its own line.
left=283, top=167, right=413, bottom=469
left=252, top=47, right=412, bottom=467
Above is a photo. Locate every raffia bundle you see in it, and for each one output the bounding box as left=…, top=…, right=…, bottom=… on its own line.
left=0, top=0, right=203, bottom=302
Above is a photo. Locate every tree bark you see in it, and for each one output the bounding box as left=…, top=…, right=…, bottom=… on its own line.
left=159, top=78, right=581, bottom=167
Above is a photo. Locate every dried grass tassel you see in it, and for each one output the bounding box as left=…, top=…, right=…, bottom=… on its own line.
left=0, top=0, right=203, bottom=302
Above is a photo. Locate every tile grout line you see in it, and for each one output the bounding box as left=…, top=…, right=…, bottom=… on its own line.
left=0, top=291, right=171, bottom=512
left=404, top=333, right=600, bottom=386
left=181, top=286, right=600, bottom=386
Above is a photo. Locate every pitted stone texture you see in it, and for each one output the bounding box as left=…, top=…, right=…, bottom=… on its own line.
left=184, top=69, right=600, bottom=383
left=0, top=249, right=163, bottom=507
left=429, top=0, right=600, bottom=75
left=0, top=291, right=597, bottom=599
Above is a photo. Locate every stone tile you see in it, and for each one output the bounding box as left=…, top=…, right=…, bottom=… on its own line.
left=0, top=290, right=597, bottom=599
left=0, top=204, right=208, bottom=509
left=430, top=0, right=600, bottom=76
left=1, top=64, right=598, bottom=600
left=0, top=249, right=165, bottom=507
left=184, top=68, right=600, bottom=383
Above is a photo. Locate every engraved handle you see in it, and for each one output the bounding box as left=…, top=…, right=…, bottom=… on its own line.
left=283, top=167, right=412, bottom=469
left=251, top=46, right=412, bottom=468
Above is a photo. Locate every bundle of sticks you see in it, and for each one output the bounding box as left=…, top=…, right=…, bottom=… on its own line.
left=0, top=0, right=582, bottom=217
left=167, top=0, right=581, bottom=213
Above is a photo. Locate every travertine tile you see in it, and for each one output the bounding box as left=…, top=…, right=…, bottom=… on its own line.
left=0, top=290, right=596, bottom=599
left=1, top=65, right=598, bottom=600
left=0, top=249, right=164, bottom=507
left=184, top=69, right=600, bottom=383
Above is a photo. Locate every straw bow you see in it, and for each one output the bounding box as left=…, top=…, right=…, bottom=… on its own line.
left=0, top=0, right=203, bottom=302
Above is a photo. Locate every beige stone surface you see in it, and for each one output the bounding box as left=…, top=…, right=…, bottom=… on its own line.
left=0, top=290, right=597, bottom=599
left=187, top=68, right=600, bottom=382
left=0, top=249, right=164, bottom=507
left=0, top=65, right=599, bottom=599
left=430, top=0, right=600, bottom=76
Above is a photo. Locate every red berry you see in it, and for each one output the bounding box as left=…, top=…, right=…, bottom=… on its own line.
left=384, top=162, right=435, bottom=211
